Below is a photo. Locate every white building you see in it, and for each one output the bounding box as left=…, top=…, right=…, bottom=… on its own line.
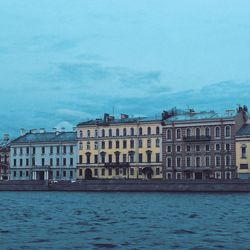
left=9, top=129, right=77, bottom=181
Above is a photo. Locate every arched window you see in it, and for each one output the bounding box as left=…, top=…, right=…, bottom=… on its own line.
left=196, top=128, right=200, bottom=137
left=225, top=126, right=231, bottom=138
left=116, top=128, right=119, bottom=136
left=87, top=141, right=90, bottom=150
left=156, top=126, right=160, bottom=135
left=79, top=130, right=83, bottom=138
left=186, top=128, right=191, bottom=137
left=130, top=128, right=134, bottom=136
left=241, top=144, right=247, bottom=158
left=123, top=128, right=127, bottom=136
left=147, top=127, right=151, bottom=135
left=139, top=127, right=143, bottom=136
left=147, top=139, right=151, bottom=148
left=176, top=129, right=181, bottom=140
left=205, top=127, right=210, bottom=137
left=109, top=129, right=112, bottom=137
left=215, top=127, right=221, bottom=138
left=79, top=142, right=83, bottom=150
left=86, top=130, right=90, bottom=137
left=225, top=155, right=231, bottom=166
left=205, top=156, right=210, bottom=167
left=167, top=129, right=172, bottom=140
left=102, top=129, right=105, bottom=137
left=196, top=157, right=201, bottom=167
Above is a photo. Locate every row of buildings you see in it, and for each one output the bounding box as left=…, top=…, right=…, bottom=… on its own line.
left=2, top=105, right=250, bottom=181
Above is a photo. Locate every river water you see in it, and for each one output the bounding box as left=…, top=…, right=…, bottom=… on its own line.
left=1, top=192, right=250, bottom=249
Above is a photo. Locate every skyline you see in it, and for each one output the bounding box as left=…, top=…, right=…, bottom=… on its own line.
left=1, top=0, right=250, bottom=135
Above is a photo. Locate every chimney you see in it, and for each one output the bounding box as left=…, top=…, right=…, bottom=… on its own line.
left=121, top=114, right=128, bottom=119
left=20, top=128, right=26, bottom=136
left=3, top=134, right=9, bottom=141
left=40, top=128, right=46, bottom=133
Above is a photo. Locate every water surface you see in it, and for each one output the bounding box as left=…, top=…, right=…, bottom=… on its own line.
left=1, top=192, right=250, bottom=249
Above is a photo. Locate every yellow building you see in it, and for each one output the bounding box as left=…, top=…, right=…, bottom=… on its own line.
left=76, top=113, right=162, bottom=180
left=236, top=124, right=250, bottom=179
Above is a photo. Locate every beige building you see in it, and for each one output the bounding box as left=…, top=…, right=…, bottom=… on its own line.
left=236, top=124, right=250, bottom=179
left=76, top=113, right=162, bottom=180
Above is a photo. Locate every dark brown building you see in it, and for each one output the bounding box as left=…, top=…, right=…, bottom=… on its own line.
left=162, top=106, right=248, bottom=180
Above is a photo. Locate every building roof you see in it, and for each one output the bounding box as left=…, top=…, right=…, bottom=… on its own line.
left=236, top=124, right=250, bottom=137
left=11, top=132, right=77, bottom=144
left=78, top=116, right=162, bottom=126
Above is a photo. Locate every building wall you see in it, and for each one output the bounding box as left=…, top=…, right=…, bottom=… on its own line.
left=77, top=120, right=163, bottom=180
left=10, top=142, right=77, bottom=181
left=0, top=147, right=10, bottom=180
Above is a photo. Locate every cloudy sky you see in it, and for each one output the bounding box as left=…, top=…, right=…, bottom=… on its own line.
left=1, top=0, right=250, bottom=136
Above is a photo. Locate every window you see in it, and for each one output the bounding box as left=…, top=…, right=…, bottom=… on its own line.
left=26, top=171, right=29, bottom=177
left=57, top=146, right=60, bottom=154
left=139, top=168, right=142, bottom=175
left=116, top=128, right=119, bottom=136
left=147, top=151, right=152, bottom=163
left=79, top=156, right=82, bottom=164
left=108, top=154, right=112, bottom=163
left=130, top=140, right=134, bottom=148
left=87, top=141, right=90, bottom=150
left=186, top=157, right=191, bottom=167
left=63, top=158, right=66, bottom=166
left=108, top=141, right=112, bottom=149
left=156, top=168, right=160, bottom=175
left=123, top=154, right=126, bottom=163
left=50, top=158, right=53, bottom=166
left=167, top=173, right=172, bottom=179
left=94, top=141, right=98, bottom=150
left=56, top=171, right=60, bottom=177
left=205, top=127, right=210, bottom=137
left=20, top=147, right=23, bottom=155
left=26, top=147, right=29, bottom=155
left=94, top=155, right=98, bottom=164
left=70, top=171, right=73, bottom=178
left=20, top=159, right=23, bottom=166
left=101, top=154, right=105, bottom=164
left=116, top=141, right=120, bottom=149
left=14, top=171, right=16, bottom=177
left=196, top=157, right=200, bottom=167
left=130, top=128, right=134, bottom=136
left=156, top=138, right=160, bottom=148
left=130, top=168, right=134, bottom=175
left=225, top=155, right=231, bottom=166
left=20, top=171, right=23, bottom=177
left=79, top=169, right=83, bottom=176
left=156, top=153, right=160, bottom=163
left=196, top=128, right=200, bottom=137
left=241, top=146, right=247, bottom=158
left=109, top=129, right=112, bottom=137
left=102, top=129, right=105, bottom=137
left=115, top=153, right=120, bottom=163
left=123, top=128, right=127, bottom=136
left=42, top=147, right=45, bottom=154
left=32, top=147, right=36, bottom=155
left=101, top=141, right=105, bottom=149
left=108, top=168, right=112, bottom=176
left=86, top=154, right=90, bottom=164
left=225, top=125, right=231, bottom=138
left=215, top=156, right=221, bottom=167
left=94, top=169, right=98, bottom=176
left=32, top=157, right=35, bottom=166
left=50, top=146, right=53, bottom=154
left=240, top=164, right=248, bottom=169
left=129, top=153, right=134, bottom=163
left=139, top=154, right=143, bottom=163
left=205, top=144, right=210, bottom=152
left=70, top=158, right=73, bottom=166
left=14, top=148, right=17, bottom=155
left=167, top=158, right=172, bottom=168
left=63, top=146, right=67, bottom=154
left=186, top=145, right=191, bottom=152
left=205, top=156, right=210, bottom=167
left=57, top=158, right=60, bottom=166
left=42, top=158, right=45, bottom=166
left=176, top=145, right=181, bottom=152
left=225, top=144, right=230, bottom=151
left=116, top=168, right=119, bottom=175
left=176, top=157, right=181, bottom=168
left=63, top=171, right=66, bottom=177
left=147, top=139, right=151, bottom=148
left=215, top=127, right=221, bottom=138
left=26, top=159, right=29, bottom=166
left=167, top=129, right=172, bottom=140
left=139, top=127, right=143, bottom=136
left=102, top=168, right=105, bottom=176
left=87, top=130, right=90, bottom=137
left=70, top=145, right=73, bottom=154
left=167, top=146, right=172, bottom=153
left=79, top=130, right=83, bottom=138
left=156, top=126, right=160, bottom=135
left=195, top=145, right=200, bottom=152
left=95, top=129, right=98, bottom=137
left=139, top=139, right=143, bottom=148
left=176, top=129, right=181, bottom=140
left=215, top=144, right=220, bottom=151
left=123, top=140, right=127, bottom=149
left=147, top=127, right=151, bottom=135
left=186, top=128, right=191, bottom=137
left=79, top=143, right=83, bottom=150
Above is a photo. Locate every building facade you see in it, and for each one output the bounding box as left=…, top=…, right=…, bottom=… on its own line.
left=10, top=129, right=77, bottom=181
left=235, top=124, right=250, bottom=179
left=0, top=134, right=10, bottom=180
left=77, top=113, right=162, bottom=180
left=162, top=106, right=248, bottom=180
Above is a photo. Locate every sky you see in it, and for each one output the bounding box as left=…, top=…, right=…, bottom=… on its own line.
left=0, top=0, right=250, bottom=136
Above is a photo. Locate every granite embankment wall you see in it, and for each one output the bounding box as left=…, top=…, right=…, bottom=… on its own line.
left=1, top=179, right=250, bottom=192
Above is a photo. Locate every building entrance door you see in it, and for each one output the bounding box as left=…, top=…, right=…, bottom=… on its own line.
left=85, top=168, right=92, bottom=180
left=37, top=171, right=45, bottom=180
left=195, top=172, right=202, bottom=180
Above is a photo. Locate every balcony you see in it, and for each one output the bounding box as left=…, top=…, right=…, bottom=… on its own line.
left=104, top=163, right=130, bottom=168
left=183, top=135, right=211, bottom=142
